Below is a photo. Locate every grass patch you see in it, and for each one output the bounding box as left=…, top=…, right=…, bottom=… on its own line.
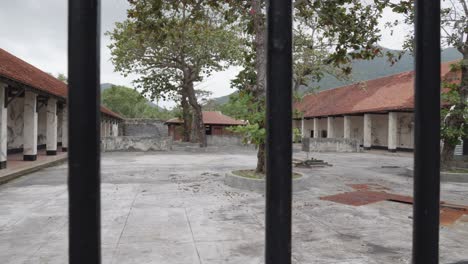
left=232, top=169, right=302, bottom=180
left=446, top=168, right=468, bottom=173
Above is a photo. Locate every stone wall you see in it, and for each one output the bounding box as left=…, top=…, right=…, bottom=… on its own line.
left=206, top=135, right=244, bottom=146
left=101, top=136, right=172, bottom=152
left=122, top=119, right=167, bottom=137
left=305, top=138, right=361, bottom=152
left=397, top=112, right=414, bottom=149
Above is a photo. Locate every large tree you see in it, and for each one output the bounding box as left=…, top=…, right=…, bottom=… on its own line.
left=108, top=0, right=241, bottom=146
left=388, top=0, right=468, bottom=167
left=222, top=0, right=389, bottom=173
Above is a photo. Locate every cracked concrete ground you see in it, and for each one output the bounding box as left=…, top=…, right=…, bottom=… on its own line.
left=0, top=147, right=467, bottom=264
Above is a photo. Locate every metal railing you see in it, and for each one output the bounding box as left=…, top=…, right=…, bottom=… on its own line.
left=67, top=0, right=441, bottom=263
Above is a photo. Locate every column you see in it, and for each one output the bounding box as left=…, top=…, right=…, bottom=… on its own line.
left=327, top=117, right=335, bottom=138
left=23, top=91, right=38, bottom=161
left=363, top=114, right=372, bottom=150
left=61, top=105, right=68, bottom=152
left=100, top=121, right=104, bottom=138
left=313, top=118, right=319, bottom=138
left=0, top=83, right=7, bottom=169
left=344, top=116, right=352, bottom=139
left=46, top=98, right=58, bottom=155
left=106, top=121, right=111, bottom=137
left=112, top=122, right=119, bottom=137
left=301, top=118, right=305, bottom=138
left=388, top=112, right=398, bottom=152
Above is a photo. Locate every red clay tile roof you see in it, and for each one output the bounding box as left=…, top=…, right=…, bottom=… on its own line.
left=0, top=48, right=122, bottom=120
left=166, top=111, right=245, bottom=125
left=295, top=61, right=456, bottom=118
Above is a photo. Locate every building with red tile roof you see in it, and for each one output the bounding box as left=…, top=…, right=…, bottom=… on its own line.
left=0, top=48, right=122, bottom=168
left=166, top=111, right=245, bottom=141
left=294, top=61, right=459, bottom=152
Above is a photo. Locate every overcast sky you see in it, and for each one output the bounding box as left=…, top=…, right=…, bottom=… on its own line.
left=0, top=0, right=407, bottom=108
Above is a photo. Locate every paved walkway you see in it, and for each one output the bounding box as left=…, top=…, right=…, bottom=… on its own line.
left=0, top=148, right=67, bottom=184
left=0, top=148, right=467, bottom=263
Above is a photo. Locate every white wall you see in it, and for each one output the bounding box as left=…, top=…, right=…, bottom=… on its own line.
left=318, top=118, right=327, bottom=137
left=303, top=119, right=314, bottom=138
left=349, top=116, right=364, bottom=144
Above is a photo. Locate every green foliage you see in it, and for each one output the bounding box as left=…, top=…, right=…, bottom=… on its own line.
left=222, top=92, right=265, bottom=146
left=107, top=0, right=242, bottom=102
left=102, top=85, right=174, bottom=119
left=441, top=80, right=468, bottom=146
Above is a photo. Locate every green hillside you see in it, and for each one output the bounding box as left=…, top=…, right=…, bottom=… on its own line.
left=208, top=47, right=462, bottom=106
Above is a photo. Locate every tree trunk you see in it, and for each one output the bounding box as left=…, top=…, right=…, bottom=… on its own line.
left=252, top=0, right=267, bottom=174
left=256, top=142, right=266, bottom=174
left=441, top=142, right=456, bottom=170
left=184, top=79, right=207, bottom=147
left=181, top=94, right=191, bottom=142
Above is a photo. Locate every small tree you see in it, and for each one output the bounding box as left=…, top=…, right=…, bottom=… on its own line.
left=222, top=0, right=390, bottom=173
left=108, top=0, right=241, bottom=147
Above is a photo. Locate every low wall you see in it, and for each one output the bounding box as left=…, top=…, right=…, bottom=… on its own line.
left=304, top=138, right=361, bottom=153
left=122, top=119, right=167, bottom=137
left=102, top=136, right=172, bottom=152
left=206, top=135, right=244, bottom=146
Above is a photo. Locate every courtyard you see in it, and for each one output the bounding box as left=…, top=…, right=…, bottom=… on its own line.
left=0, top=147, right=467, bottom=264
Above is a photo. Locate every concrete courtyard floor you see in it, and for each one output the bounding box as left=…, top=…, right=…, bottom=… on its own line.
left=0, top=147, right=467, bottom=264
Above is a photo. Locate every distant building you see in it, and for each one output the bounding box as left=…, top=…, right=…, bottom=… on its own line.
left=293, top=61, right=461, bottom=152
left=0, top=48, right=122, bottom=169
left=165, top=111, right=245, bottom=141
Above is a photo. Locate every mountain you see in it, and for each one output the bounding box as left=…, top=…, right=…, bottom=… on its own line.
left=100, top=83, right=114, bottom=91
left=301, top=47, right=462, bottom=94
left=208, top=47, right=462, bottom=105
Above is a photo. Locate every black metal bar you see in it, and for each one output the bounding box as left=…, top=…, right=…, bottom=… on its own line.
left=413, top=0, right=441, bottom=263
left=68, top=0, right=101, bottom=263
left=265, top=0, right=293, bottom=263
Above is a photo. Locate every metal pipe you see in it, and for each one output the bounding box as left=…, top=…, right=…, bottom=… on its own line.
left=265, top=0, right=293, bottom=263
left=413, top=0, right=441, bottom=263
left=68, top=0, right=102, bottom=263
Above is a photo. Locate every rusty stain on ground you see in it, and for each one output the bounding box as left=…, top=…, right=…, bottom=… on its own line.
left=322, top=183, right=468, bottom=226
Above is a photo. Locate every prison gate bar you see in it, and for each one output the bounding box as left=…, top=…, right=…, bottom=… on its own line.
left=68, top=0, right=102, bottom=263
left=413, top=0, right=441, bottom=263
left=67, top=0, right=442, bottom=263
left=265, top=0, right=293, bottom=263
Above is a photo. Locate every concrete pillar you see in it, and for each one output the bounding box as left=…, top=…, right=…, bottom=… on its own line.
left=344, top=116, right=352, bottom=139
left=0, top=83, right=7, bottom=169
left=112, top=123, right=119, bottom=137
left=363, top=114, right=372, bottom=150
left=388, top=112, right=398, bottom=152
left=327, top=117, right=335, bottom=138
left=23, top=91, right=38, bottom=161
left=301, top=118, right=305, bottom=138
left=61, top=106, right=68, bottom=152
left=313, top=118, right=319, bottom=138
left=46, top=98, right=58, bottom=155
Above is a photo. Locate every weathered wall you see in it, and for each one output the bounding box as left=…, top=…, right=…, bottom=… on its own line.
left=371, top=114, right=388, bottom=147
left=7, top=97, right=23, bottom=149
left=318, top=118, right=327, bottom=137
left=333, top=117, right=344, bottom=138
left=397, top=112, right=413, bottom=149
left=206, top=135, right=244, bottom=146
left=306, top=138, right=361, bottom=152
left=37, top=106, right=47, bottom=145
left=349, top=116, right=364, bottom=143
left=303, top=119, right=314, bottom=138
left=122, top=119, right=167, bottom=137
left=102, top=136, right=172, bottom=152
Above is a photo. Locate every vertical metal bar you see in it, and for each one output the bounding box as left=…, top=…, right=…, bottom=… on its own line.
left=68, top=0, right=101, bottom=263
left=413, top=0, right=441, bottom=263
left=265, top=0, right=293, bottom=263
